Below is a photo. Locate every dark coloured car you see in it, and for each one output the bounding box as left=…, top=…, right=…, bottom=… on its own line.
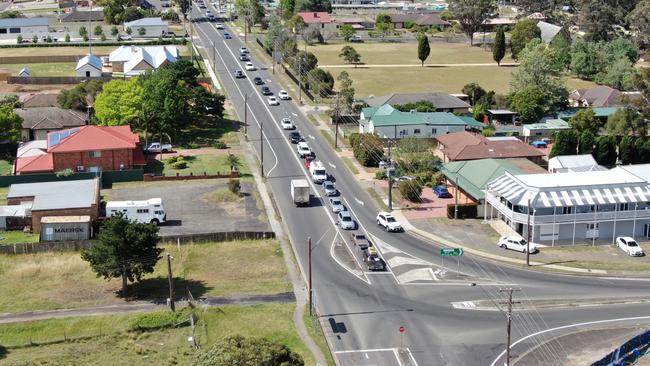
left=289, top=131, right=303, bottom=143
left=261, top=86, right=272, bottom=95
left=366, top=257, right=386, bottom=271
left=239, top=54, right=249, bottom=61
left=253, top=76, right=264, bottom=85
left=433, top=185, right=452, bottom=198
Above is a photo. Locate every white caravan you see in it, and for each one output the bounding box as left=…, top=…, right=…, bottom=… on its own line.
left=106, top=198, right=167, bottom=225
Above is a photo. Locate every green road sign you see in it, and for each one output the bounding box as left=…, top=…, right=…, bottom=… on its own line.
left=440, top=248, right=464, bottom=257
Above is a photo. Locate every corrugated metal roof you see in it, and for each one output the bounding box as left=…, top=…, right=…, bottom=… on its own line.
left=620, top=164, right=650, bottom=183
left=364, top=93, right=470, bottom=110
left=362, top=104, right=468, bottom=127
left=76, top=54, right=103, bottom=71
left=8, top=179, right=98, bottom=211
left=124, top=17, right=168, bottom=27
left=0, top=17, right=48, bottom=27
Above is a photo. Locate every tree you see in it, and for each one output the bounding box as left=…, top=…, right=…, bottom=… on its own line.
left=578, top=130, right=596, bottom=154
left=279, top=0, right=295, bottom=17
left=492, top=26, right=505, bottom=66
left=292, top=51, right=318, bottom=75
left=337, top=71, right=355, bottom=114
left=447, top=0, right=497, bottom=46
left=373, top=16, right=394, bottom=40
left=32, top=35, right=37, bottom=43
left=94, top=25, right=103, bottom=36
left=594, top=135, right=617, bottom=166
left=510, top=19, right=541, bottom=60
left=295, top=0, right=330, bottom=12
left=193, top=335, right=304, bottom=366
left=350, top=133, right=384, bottom=167
left=339, top=45, right=361, bottom=66
left=98, top=0, right=130, bottom=24
left=126, top=27, right=132, bottom=35
left=569, top=108, right=600, bottom=134
left=634, top=137, right=648, bottom=163
left=340, top=24, right=356, bottom=41
left=94, top=79, right=143, bottom=126
left=235, top=0, right=265, bottom=33
left=16, top=35, right=22, bottom=44
left=138, top=27, right=146, bottom=36
left=507, top=85, right=547, bottom=124
left=264, top=15, right=283, bottom=51
left=627, top=0, right=650, bottom=42
left=417, top=34, right=430, bottom=66
left=79, top=26, right=87, bottom=37
left=287, top=14, right=306, bottom=34
left=226, top=153, right=241, bottom=171
left=81, top=214, right=161, bottom=297
left=549, top=129, right=579, bottom=158
left=0, top=10, right=24, bottom=18
left=111, top=25, right=119, bottom=36
left=394, top=100, right=437, bottom=112
left=123, top=6, right=143, bottom=22
left=400, top=179, right=423, bottom=202
left=307, top=68, right=334, bottom=97
left=619, top=136, right=636, bottom=164
left=64, top=33, right=70, bottom=42
left=462, top=82, right=486, bottom=105
left=569, top=39, right=605, bottom=79
left=595, top=58, right=637, bottom=91
left=578, top=0, right=638, bottom=42
left=58, top=79, right=104, bottom=111
left=0, top=105, right=22, bottom=143
left=606, top=107, right=645, bottom=136
left=376, top=13, right=392, bottom=25
left=549, top=32, right=572, bottom=70
left=516, top=0, right=557, bottom=16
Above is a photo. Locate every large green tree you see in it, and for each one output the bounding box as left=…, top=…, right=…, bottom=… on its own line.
left=307, top=68, right=334, bottom=97
left=394, top=100, right=437, bottom=113
left=81, top=214, right=161, bottom=297
left=516, top=0, right=558, bottom=16
left=235, top=0, right=265, bottom=33
left=447, top=0, right=497, bottom=46
left=193, top=335, right=304, bottom=366
left=549, top=129, right=579, bottom=158
left=337, top=71, right=355, bottom=114
left=279, top=0, right=295, bottom=17
left=98, top=0, right=130, bottom=24
left=507, top=86, right=547, bottom=124
left=291, top=51, right=318, bottom=75
left=492, top=26, right=505, bottom=66
left=619, top=136, right=636, bottom=164
left=340, top=24, right=356, bottom=41
left=578, top=129, right=596, bottom=154
left=594, top=135, right=618, bottom=166
left=295, top=0, right=330, bottom=12
left=418, top=34, right=431, bottom=66
left=627, top=0, right=650, bottom=42
left=462, top=82, right=487, bottom=105
left=578, top=0, right=638, bottom=41
left=569, top=108, right=600, bottom=134
left=94, top=79, right=143, bottom=126
left=606, top=107, right=645, bottom=136
left=58, top=79, right=104, bottom=111
left=510, top=19, right=541, bottom=60
left=0, top=105, right=22, bottom=143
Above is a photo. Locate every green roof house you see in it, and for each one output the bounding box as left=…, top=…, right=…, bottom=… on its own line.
left=359, top=104, right=469, bottom=139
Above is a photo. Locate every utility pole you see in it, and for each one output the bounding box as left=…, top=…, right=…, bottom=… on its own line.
left=260, top=121, right=264, bottom=177
left=334, top=94, right=340, bottom=148
left=308, top=236, right=313, bottom=316
left=298, top=41, right=306, bottom=105
left=243, top=93, right=248, bottom=136
left=388, top=139, right=393, bottom=210
left=166, top=253, right=175, bottom=311
left=454, top=176, right=459, bottom=219
left=526, top=197, right=532, bottom=266
left=499, top=288, right=521, bottom=366
left=212, top=40, right=216, bottom=73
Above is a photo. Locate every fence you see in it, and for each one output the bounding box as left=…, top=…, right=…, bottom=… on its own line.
left=7, top=76, right=114, bottom=85
left=0, top=169, right=144, bottom=188
left=0, top=240, right=95, bottom=254
left=159, top=231, right=276, bottom=244
left=143, top=171, right=238, bottom=182
left=592, top=329, right=650, bottom=366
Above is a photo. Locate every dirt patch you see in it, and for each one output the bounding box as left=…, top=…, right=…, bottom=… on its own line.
left=0, top=81, right=73, bottom=93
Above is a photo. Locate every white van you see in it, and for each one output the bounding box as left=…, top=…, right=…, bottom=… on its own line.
left=106, top=198, right=167, bottom=225
left=309, top=160, right=327, bottom=183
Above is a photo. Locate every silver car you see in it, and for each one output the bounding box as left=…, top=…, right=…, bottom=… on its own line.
left=323, top=181, right=337, bottom=196
left=338, top=211, right=355, bottom=230
left=329, top=197, right=344, bottom=213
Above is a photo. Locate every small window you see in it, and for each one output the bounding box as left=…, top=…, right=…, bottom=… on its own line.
left=619, top=203, right=629, bottom=211
left=431, top=128, right=437, bottom=134
left=137, top=209, right=150, bottom=213
left=0, top=28, right=7, bottom=34
left=89, top=151, right=102, bottom=158
left=414, top=129, right=421, bottom=134
left=9, top=28, right=20, bottom=33
left=562, top=207, right=572, bottom=214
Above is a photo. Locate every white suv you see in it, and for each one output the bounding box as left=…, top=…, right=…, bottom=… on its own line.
left=376, top=212, right=402, bottom=232
left=297, top=142, right=311, bottom=157
left=498, top=236, right=537, bottom=253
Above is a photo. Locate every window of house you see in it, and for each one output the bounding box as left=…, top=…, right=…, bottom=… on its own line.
left=9, top=28, right=20, bottom=33
left=587, top=223, right=599, bottom=229
left=432, top=128, right=437, bottom=134
left=414, top=129, right=421, bottom=134
left=89, top=151, right=102, bottom=158
left=0, top=29, right=7, bottom=34
left=562, top=206, right=572, bottom=214
left=619, top=203, right=629, bottom=211
left=401, top=129, right=408, bottom=136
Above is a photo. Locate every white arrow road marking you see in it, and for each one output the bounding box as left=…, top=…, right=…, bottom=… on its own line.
left=328, top=162, right=336, bottom=169
left=355, top=198, right=364, bottom=206
left=292, top=112, right=298, bottom=116
left=308, top=135, right=316, bottom=140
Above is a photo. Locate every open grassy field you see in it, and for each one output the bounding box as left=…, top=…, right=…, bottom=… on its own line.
left=0, top=187, right=7, bottom=205
left=146, top=153, right=251, bottom=177
left=0, top=230, right=40, bottom=245
left=326, top=65, right=598, bottom=96
left=0, top=62, right=77, bottom=76
left=0, top=45, right=191, bottom=57
left=305, top=41, right=516, bottom=66
left=0, top=239, right=289, bottom=313
left=0, top=304, right=316, bottom=365
left=0, top=159, right=12, bottom=175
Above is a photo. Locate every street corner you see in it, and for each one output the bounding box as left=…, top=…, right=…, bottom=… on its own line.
left=335, top=348, right=418, bottom=366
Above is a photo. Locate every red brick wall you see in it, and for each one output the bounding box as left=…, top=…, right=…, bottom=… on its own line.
left=52, top=149, right=135, bottom=171
left=31, top=205, right=98, bottom=233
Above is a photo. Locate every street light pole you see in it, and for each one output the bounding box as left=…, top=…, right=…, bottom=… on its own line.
left=526, top=197, right=532, bottom=266
left=388, top=139, right=393, bottom=210
left=243, top=93, right=248, bottom=136
left=308, top=236, right=313, bottom=316
left=260, top=121, right=264, bottom=178
left=334, top=94, right=340, bottom=148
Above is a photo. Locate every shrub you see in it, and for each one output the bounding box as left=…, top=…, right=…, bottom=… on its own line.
left=227, top=179, right=241, bottom=194
left=16, top=35, right=22, bottom=43
left=375, top=170, right=387, bottom=180
left=64, top=33, right=70, bottom=42
left=165, top=155, right=182, bottom=164
left=212, top=141, right=227, bottom=149
left=46, top=35, right=52, bottom=43
left=55, top=168, right=74, bottom=177
left=101, top=33, right=106, bottom=41
left=128, top=308, right=193, bottom=331
left=172, top=160, right=188, bottom=169
left=188, top=142, right=200, bottom=149
left=32, top=35, right=38, bottom=43
left=399, top=179, right=422, bottom=202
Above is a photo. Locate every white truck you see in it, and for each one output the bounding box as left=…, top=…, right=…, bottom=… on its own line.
left=309, top=161, right=327, bottom=184
left=290, top=179, right=310, bottom=207
left=106, top=198, right=167, bottom=225
left=145, top=142, right=172, bottom=153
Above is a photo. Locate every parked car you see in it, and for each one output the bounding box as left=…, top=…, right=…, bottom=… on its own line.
left=616, top=236, right=644, bottom=257
left=261, top=86, right=272, bottom=95
left=322, top=180, right=337, bottom=196
left=376, top=212, right=402, bottom=232
left=267, top=96, right=279, bottom=106
left=223, top=32, right=231, bottom=39
left=531, top=140, right=548, bottom=148
left=329, top=197, right=345, bottom=213
left=234, top=69, right=245, bottom=78
left=253, top=76, right=264, bottom=85
left=338, top=211, right=356, bottom=230
left=350, top=35, right=363, bottom=43
left=278, top=90, right=290, bottom=100
left=289, top=131, right=303, bottom=143
left=245, top=62, right=256, bottom=71
left=145, top=142, right=172, bottom=153
left=433, top=185, right=452, bottom=198
left=281, top=118, right=295, bottom=130
left=497, top=236, right=537, bottom=253
left=394, top=175, right=416, bottom=187
left=297, top=142, right=311, bottom=157
left=350, top=231, right=371, bottom=250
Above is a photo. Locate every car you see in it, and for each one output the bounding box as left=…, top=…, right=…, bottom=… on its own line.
left=376, top=212, right=402, bottom=232
left=233, top=70, right=245, bottom=78
left=322, top=180, right=337, bottom=196
left=253, top=76, right=264, bottom=85
left=297, top=142, right=311, bottom=157
left=245, top=62, right=256, bottom=71
left=239, top=54, right=250, bottom=61
left=267, top=96, right=279, bottom=106
left=121, top=34, right=132, bottom=40
left=394, top=175, right=416, bottom=187
left=278, top=90, right=291, bottom=100
left=207, top=14, right=215, bottom=21
left=350, top=35, right=363, bottom=43
left=199, top=2, right=206, bottom=7
left=337, top=211, right=356, bottom=230
left=433, top=185, right=452, bottom=198
left=616, top=236, right=644, bottom=257
left=239, top=47, right=249, bottom=54
left=223, top=32, right=231, bottom=39
left=280, top=118, right=294, bottom=130
left=350, top=231, right=371, bottom=250
left=498, top=236, right=537, bottom=253
left=329, top=197, right=345, bottom=213
left=205, top=10, right=212, bottom=16
left=366, top=256, right=386, bottom=271
left=261, top=86, right=272, bottom=95
left=215, top=23, right=224, bottom=29
left=289, top=131, right=303, bottom=143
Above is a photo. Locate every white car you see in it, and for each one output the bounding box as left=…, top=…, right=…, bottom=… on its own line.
left=498, top=236, right=537, bottom=253
left=322, top=180, right=337, bottom=196
left=239, top=47, right=249, bottom=54
left=245, top=62, right=256, bottom=71
left=376, top=212, right=402, bottom=232
left=267, top=96, right=279, bottom=106
left=297, top=141, right=311, bottom=157
left=281, top=118, right=294, bottom=130
left=616, top=236, right=644, bottom=257
left=215, top=23, right=224, bottom=29
left=329, top=197, right=344, bottom=213
left=278, top=90, right=291, bottom=100
left=338, top=211, right=356, bottom=230
left=205, top=10, right=212, bottom=16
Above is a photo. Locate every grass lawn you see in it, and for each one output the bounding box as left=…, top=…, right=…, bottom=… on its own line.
left=0, top=159, right=12, bottom=175
left=0, top=187, right=7, bottom=205
left=0, top=230, right=40, bottom=245
left=0, top=63, right=76, bottom=76
left=327, top=65, right=598, bottom=96
left=1, top=45, right=190, bottom=57
left=146, top=153, right=251, bottom=177
left=305, top=42, right=517, bottom=66
left=178, top=117, right=241, bottom=147
left=0, top=239, right=290, bottom=313
left=0, top=304, right=316, bottom=365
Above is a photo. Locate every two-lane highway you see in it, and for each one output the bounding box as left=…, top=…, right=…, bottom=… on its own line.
left=189, top=8, right=650, bottom=365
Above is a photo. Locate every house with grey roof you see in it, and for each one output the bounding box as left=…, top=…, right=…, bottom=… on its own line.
left=0, top=17, right=49, bottom=40
left=108, top=45, right=179, bottom=76
left=15, top=106, right=88, bottom=141
left=364, top=93, right=470, bottom=114
left=536, top=21, right=570, bottom=44
left=75, top=54, right=103, bottom=78
left=359, top=104, right=469, bottom=139
left=569, top=86, right=626, bottom=107
left=123, top=17, right=169, bottom=38
left=548, top=154, right=606, bottom=173
left=59, top=9, right=104, bottom=22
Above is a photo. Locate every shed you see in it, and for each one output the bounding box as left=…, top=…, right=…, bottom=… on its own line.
left=41, top=215, right=91, bottom=241
left=0, top=203, right=32, bottom=230
left=488, top=109, right=518, bottom=124
left=522, top=119, right=570, bottom=139
left=75, top=55, right=103, bottom=77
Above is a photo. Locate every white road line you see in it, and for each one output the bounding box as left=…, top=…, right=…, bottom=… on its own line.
left=308, top=134, right=316, bottom=140
left=406, top=347, right=419, bottom=366
left=329, top=231, right=370, bottom=285
left=355, top=198, right=364, bottom=206
left=328, top=162, right=336, bottom=169
left=334, top=348, right=399, bottom=354
left=489, top=315, right=650, bottom=366
left=393, top=348, right=403, bottom=366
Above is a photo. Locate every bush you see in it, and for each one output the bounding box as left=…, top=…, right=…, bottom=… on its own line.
left=16, top=35, right=22, bottom=43
left=399, top=179, right=423, bottom=202
left=375, top=170, right=387, bottom=180
left=128, top=308, right=193, bottom=331
left=227, top=179, right=241, bottom=194
left=165, top=155, right=182, bottom=164
left=187, top=142, right=200, bottom=149
left=212, top=141, right=227, bottom=149
left=55, top=168, right=74, bottom=177
left=350, top=133, right=384, bottom=167
left=172, top=160, right=188, bottom=169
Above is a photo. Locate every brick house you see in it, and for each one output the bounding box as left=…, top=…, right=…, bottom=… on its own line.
left=297, top=12, right=334, bottom=31
left=14, top=125, right=147, bottom=174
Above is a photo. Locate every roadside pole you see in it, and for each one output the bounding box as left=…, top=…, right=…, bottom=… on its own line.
left=388, top=139, right=393, bottom=210
left=334, top=94, right=340, bottom=148
left=526, top=197, right=531, bottom=266
left=308, top=236, right=313, bottom=316
left=244, top=93, right=248, bottom=137
left=499, top=288, right=520, bottom=366
left=260, top=121, right=264, bottom=177
left=166, top=253, right=175, bottom=311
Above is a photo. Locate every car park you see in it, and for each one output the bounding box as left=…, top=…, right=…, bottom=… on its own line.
left=337, top=211, right=355, bottom=230
left=233, top=70, right=245, bottom=78
left=433, top=185, right=452, bottom=198
left=289, top=131, right=303, bottom=143
left=245, top=62, right=256, bottom=71
left=616, top=236, right=644, bottom=257
left=267, top=96, right=279, bottom=106
left=281, top=118, right=295, bottom=130
left=350, top=231, right=371, bottom=250
left=215, top=23, right=224, bottom=29
left=376, top=212, right=402, bottom=232
left=329, top=197, right=345, bottom=213
left=497, top=236, right=537, bottom=253
left=322, top=180, right=337, bottom=196
left=253, top=76, right=264, bottom=85
left=223, top=32, right=231, bottom=39
left=278, top=90, right=291, bottom=100
left=297, top=142, right=311, bottom=157
left=261, top=86, right=272, bottom=95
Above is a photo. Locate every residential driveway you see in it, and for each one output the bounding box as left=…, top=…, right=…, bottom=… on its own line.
left=107, top=180, right=269, bottom=236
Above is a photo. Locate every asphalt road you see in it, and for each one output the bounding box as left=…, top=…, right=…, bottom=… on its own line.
left=189, top=8, right=650, bottom=365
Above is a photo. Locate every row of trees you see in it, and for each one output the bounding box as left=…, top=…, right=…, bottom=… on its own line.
left=551, top=131, right=650, bottom=166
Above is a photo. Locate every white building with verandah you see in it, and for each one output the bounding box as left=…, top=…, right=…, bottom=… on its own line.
left=484, top=167, right=650, bottom=246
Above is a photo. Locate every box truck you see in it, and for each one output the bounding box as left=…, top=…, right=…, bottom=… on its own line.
left=106, top=198, right=167, bottom=225
left=291, top=179, right=310, bottom=206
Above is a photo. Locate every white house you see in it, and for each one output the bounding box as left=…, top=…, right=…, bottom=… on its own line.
left=123, top=17, right=169, bottom=38
left=359, top=104, right=468, bottom=139
left=548, top=155, right=606, bottom=173
left=522, top=119, right=570, bottom=139
left=108, top=45, right=179, bottom=76
left=75, top=55, right=103, bottom=77
left=485, top=167, right=650, bottom=245
left=0, top=17, right=49, bottom=40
